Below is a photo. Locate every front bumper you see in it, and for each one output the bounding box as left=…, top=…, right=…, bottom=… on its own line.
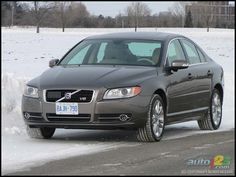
left=22, top=90, right=151, bottom=129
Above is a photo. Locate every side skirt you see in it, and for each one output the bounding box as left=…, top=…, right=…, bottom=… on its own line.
left=166, top=107, right=208, bottom=125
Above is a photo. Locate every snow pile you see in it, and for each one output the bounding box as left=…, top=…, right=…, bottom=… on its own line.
left=2, top=73, right=29, bottom=112
left=1, top=73, right=30, bottom=135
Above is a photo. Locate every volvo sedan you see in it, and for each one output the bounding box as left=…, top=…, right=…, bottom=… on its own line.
left=22, top=32, right=224, bottom=142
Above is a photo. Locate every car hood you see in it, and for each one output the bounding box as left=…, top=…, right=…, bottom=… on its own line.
left=29, top=65, right=157, bottom=89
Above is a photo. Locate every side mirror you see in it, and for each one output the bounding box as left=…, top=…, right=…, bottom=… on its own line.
left=49, top=59, right=59, bottom=68
left=169, top=60, right=189, bottom=71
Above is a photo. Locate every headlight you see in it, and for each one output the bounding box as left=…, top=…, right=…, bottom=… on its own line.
left=103, top=86, right=141, bottom=99
left=24, top=85, right=39, bottom=98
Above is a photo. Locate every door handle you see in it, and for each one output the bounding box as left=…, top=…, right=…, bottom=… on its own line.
left=188, top=73, right=193, bottom=79
left=207, top=70, right=213, bottom=76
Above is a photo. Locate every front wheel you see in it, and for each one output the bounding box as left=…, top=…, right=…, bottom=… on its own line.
left=137, top=94, right=165, bottom=142
left=26, top=126, right=55, bottom=139
left=198, top=89, right=222, bottom=130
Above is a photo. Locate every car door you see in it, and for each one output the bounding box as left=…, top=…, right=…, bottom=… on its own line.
left=179, top=39, right=211, bottom=111
left=165, top=39, right=194, bottom=116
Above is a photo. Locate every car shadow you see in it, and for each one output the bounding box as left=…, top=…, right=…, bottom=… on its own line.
left=50, top=123, right=202, bottom=142
left=52, top=129, right=138, bottom=142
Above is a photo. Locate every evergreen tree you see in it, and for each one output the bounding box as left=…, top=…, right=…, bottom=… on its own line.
left=184, top=10, right=193, bottom=27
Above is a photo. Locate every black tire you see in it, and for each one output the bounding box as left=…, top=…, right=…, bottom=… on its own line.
left=26, top=126, right=55, bottom=139
left=137, top=94, right=166, bottom=142
left=198, top=89, right=222, bottom=130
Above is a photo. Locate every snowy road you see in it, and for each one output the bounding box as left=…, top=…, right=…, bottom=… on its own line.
left=6, top=129, right=235, bottom=175
left=1, top=27, right=234, bottom=174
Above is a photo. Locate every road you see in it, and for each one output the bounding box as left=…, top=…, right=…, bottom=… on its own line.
left=6, top=129, right=234, bottom=175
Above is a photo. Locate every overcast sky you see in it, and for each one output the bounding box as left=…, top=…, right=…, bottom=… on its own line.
left=82, top=1, right=176, bottom=17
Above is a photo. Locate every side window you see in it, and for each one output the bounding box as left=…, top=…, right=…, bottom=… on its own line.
left=167, top=40, right=186, bottom=64
left=97, top=42, right=108, bottom=62
left=196, top=48, right=206, bottom=62
left=181, top=39, right=201, bottom=64
left=68, top=44, right=91, bottom=64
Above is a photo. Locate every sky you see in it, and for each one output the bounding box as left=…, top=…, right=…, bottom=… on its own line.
left=82, top=1, right=176, bottom=17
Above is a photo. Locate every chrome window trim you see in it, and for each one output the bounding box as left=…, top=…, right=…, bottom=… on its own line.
left=164, top=37, right=208, bottom=67
left=43, top=89, right=95, bottom=104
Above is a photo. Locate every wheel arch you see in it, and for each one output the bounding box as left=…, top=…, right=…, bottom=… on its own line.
left=154, top=89, right=167, bottom=109
left=214, top=83, right=224, bottom=103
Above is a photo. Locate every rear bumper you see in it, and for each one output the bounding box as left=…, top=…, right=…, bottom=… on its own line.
left=22, top=92, right=151, bottom=129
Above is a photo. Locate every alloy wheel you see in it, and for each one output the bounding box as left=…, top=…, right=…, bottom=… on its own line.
left=211, top=92, right=222, bottom=126
left=152, top=99, right=164, bottom=138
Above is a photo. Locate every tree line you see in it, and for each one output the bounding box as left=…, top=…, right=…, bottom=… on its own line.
left=1, top=1, right=188, bottom=32
left=2, top=1, right=232, bottom=33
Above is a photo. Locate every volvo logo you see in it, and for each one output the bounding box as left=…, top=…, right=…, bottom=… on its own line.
left=119, top=114, right=131, bottom=122
left=65, top=92, right=72, bottom=99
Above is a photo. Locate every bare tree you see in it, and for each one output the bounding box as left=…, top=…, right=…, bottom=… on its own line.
left=10, top=2, right=15, bottom=27
left=1, top=1, right=12, bottom=27
left=184, top=2, right=215, bottom=32
left=67, top=2, right=90, bottom=27
left=169, top=2, right=189, bottom=27
left=54, top=2, right=71, bottom=32
left=32, top=1, right=54, bottom=33
left=201, top=3, right=215, bottom=32
left=115, top=12, right=125, bottom=28
left=125, top=2, right=151, bottom=32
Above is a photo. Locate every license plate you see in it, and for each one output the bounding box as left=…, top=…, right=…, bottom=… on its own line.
left=56, top=103, right=78, bottom=115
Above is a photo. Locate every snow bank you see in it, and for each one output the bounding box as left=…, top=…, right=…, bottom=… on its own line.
left=2, top=73, right=29, bottom=113
left=2, top=73, right=30, bottom=135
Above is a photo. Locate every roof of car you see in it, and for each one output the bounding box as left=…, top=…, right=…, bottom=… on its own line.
left=85, top=32, right=185, bottom=41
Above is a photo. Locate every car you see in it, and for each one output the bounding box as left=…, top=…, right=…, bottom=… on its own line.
left=22, top=32, right=224, bottom=142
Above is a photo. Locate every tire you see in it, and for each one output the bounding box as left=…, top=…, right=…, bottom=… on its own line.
left=26, top=126, right=55, bottom=139
left=198, top=89, right=222, bottom=130
left=137, top=94, right=166, bottom=142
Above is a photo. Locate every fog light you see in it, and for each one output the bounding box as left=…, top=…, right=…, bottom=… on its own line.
left=119, top=114, right=130, bottom=122
left=24, top=112, right=30, bottom=119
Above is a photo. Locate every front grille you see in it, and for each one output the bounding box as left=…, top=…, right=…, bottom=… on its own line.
left=46, top=90, right=93, bottom=103
left=46, top=113, right=90, bottom=122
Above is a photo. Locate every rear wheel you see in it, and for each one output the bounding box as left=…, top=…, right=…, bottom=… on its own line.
left=198, top=89, right=222, bottom=130
left=26, top=126, right=55, bottom=139
left=137, top=94, right=165, bottom=142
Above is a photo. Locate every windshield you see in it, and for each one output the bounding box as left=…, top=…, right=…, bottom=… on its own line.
left=59, top=39, right=163, bottom=66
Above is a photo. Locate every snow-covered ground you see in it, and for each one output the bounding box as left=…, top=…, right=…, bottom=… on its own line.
left=1, top=27, right=235, bottom=174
